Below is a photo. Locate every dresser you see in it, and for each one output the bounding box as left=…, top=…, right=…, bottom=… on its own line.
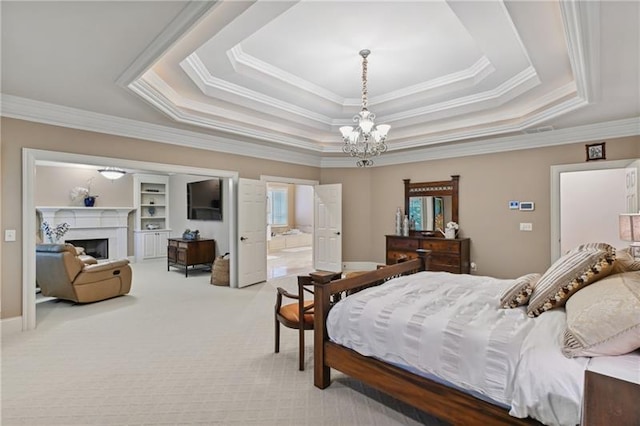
left=386, top=235, right=470, bottom=274
left=167, top=238, right=216, bottom=277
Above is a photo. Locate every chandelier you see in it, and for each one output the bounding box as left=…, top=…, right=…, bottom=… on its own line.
left=339, top=49, right=390, bottom=167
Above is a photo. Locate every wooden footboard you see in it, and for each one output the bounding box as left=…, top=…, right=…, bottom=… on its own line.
left=312, top=251, right=542, bottom=426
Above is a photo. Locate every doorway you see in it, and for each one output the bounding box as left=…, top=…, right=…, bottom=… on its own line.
left=23, top=149, right=239, bottom=331
left=551, top=159, right=639, bottom=262
left=262, top=176, right=318, bottom=279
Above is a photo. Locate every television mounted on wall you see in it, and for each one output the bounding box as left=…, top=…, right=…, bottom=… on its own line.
left=187, top=178, right=222, bottom=221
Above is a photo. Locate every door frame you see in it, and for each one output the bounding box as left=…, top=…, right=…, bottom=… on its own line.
left=550, top=158, right=633, bottom=263
left=22, top=148, right=239, bottom=331
left=260, top=175, right=319, bottom=261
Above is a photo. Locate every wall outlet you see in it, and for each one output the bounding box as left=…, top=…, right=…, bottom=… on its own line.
left=509, top=201, right=520, bottom=210
left=470, top=262, right=477, bottom=272
left=4, top=229, right=16, bottom=242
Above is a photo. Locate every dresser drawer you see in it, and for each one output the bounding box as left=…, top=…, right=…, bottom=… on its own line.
left=387, top=237, right=420, bottom=251
left=430, top=254, right=462, bottom=272
left=387, top=250, right=419, bottom=264
left=420, top=240, right=460, bottom=253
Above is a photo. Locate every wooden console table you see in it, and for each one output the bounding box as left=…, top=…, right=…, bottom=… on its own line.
left=167, top=238, right=216, bottom=277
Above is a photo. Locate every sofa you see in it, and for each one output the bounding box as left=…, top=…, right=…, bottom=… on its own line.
left=36, top=243, right=132, bottom=303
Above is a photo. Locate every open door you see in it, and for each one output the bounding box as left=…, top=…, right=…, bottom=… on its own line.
left=313, top=184, right=342, bottom=272
left=238, top=178, right=267, bottom=287
left=625, top=166, right=638, bottom=213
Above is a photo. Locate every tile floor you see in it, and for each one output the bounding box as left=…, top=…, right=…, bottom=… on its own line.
left=267, top=246, right=313, bottom=279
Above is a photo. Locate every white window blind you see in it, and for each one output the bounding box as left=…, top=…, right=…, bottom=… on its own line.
left=268, top=188, right=288, bottom=226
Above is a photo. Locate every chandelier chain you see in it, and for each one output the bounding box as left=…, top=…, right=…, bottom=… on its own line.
left=361, top=54, right=368, bottom=110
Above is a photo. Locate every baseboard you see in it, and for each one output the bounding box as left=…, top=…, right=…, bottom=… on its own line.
left=342, top=261, right=380, bottom=272
left=1, top=316, right=23, bottom=335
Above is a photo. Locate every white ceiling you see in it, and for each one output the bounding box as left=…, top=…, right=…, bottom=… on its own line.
left=2, top=1, right=639, bottom=167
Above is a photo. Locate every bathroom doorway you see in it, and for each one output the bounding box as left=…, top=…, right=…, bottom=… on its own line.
left=264, top=178, right=315, bottom=279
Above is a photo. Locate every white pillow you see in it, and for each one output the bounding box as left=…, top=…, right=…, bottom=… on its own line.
left=563, top=271, right=640, bottom=358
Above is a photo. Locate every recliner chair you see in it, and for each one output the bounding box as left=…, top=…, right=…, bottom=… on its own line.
left=36, top=243, right=132, bottom=303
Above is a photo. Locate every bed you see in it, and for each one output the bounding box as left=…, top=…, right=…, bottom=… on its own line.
left=312, top=250, right=640, bottom=426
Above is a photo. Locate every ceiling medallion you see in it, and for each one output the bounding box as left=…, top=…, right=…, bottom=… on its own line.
left=339, top=49, right=390, bottom=167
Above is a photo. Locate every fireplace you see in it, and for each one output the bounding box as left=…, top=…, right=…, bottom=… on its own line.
left=37, top=207, right=134, bottom=261
left=66, top=238, right=109, bottom=260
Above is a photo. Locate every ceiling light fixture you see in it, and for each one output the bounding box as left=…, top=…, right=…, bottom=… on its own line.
left=340, top=49, right=390, bottom=167
left=98, top=167, right=126, bottom=180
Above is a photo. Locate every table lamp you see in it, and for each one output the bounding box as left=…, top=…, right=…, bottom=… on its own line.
left=619, top=213, right=640, bottom=260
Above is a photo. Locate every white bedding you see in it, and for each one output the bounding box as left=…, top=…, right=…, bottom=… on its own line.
left=327, top=271, right=590, bottom=426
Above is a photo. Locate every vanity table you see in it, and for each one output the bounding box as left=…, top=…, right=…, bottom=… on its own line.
left=386, top=176, right=471, bottom=274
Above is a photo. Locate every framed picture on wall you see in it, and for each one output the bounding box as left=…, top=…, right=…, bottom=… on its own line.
left=586, top=142, right=606, bottom=161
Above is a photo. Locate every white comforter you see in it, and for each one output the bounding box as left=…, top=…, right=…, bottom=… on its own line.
left=327, top=271, right=590, bottom=426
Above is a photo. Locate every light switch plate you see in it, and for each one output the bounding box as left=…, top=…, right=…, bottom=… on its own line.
left=519, top=223, right=533, bottom=231
left=5, top=229, right=16, bottom=241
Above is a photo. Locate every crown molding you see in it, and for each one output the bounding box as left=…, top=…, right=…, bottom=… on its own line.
left=181, top=54, right=332, bottom=127
left=321, top=117, right=640, bottom=168
left=115, top=1, right=218, bottom=88
left=2, top=95, right=637, bottom=170
left=0, top=95, right=321, bottom=167
left=227, top=45, right=345, bottom=105
left=228, top=45, right=495, bottom=108
left=560, top=0, right=600, bottom=103
left=130, top=76, right=323, bottom=151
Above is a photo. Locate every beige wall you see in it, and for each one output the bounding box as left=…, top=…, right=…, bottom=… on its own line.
left=323, top=136, right=640, bottom=278
left=1, top=118, right=321, bottom=319
left=35, top=165, right=134, bottom=207
left=2, top=116, right=639, bottom=320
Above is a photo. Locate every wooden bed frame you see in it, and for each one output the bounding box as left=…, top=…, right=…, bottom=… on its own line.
left=311, top=252, right=542, bottom=426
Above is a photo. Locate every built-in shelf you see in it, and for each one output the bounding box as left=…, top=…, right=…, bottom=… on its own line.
left=134, top=174, right=171, bottom=261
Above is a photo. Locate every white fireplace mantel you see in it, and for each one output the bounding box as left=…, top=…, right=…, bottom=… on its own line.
left=37, top=206, right=135, bottom=260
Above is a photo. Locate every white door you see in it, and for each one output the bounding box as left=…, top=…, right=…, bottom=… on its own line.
left=314, top=184, right=342, bottom=272
left=238, top=178, right=267, bottom=287
left=625, top=166, right=637, bottom=213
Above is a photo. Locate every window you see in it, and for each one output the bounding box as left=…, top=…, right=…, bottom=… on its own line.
left=268, top=187, right=288, bottom=226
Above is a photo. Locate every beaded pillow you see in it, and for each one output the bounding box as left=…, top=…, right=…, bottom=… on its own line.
left=499, top=273, right=541, bottom=309
left=527, top=244, right=615, bottom=318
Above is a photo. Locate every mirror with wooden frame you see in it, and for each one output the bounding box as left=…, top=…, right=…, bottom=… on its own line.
left=403, top=175, right=459, bottom=235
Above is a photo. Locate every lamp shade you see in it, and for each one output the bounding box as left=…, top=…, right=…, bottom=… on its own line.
left=619, top=213, right=640, bottom=241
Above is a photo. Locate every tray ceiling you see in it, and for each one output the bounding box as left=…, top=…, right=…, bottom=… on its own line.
left=2, top=1, right=639, bottom=167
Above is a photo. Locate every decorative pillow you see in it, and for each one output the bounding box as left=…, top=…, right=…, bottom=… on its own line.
left=563, top=271, right=640, bottom=358
left=565, top=242, right=614, bottom=254
left=611, top=247, right=640, bottom=275
left=527, top=246, right=615, bottom=317
left=499, top=273, right=541, bottom=308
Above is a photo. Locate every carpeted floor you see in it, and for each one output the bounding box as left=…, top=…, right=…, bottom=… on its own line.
left=1, top=259, right=448, bottom=425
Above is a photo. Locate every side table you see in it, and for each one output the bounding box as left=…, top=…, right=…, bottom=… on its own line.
left=167, top=238, right=216, bottom=277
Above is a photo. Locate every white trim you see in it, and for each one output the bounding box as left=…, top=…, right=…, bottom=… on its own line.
left=260, top=175, right=319, bottom=186
left=115, top=1, right=217, bottom=87
left=3, top=96, right=639, bottom=169
left=560, top=0, right=600, bottom=103
left=22, top=148, right=240, bottom=331
left=550, top=159, right=632, bottom=262
left=1, top=316, right=24, bottom=336
left=321, top=117, right=640, bottom=168
left=2, top=95, right=322, bottom=167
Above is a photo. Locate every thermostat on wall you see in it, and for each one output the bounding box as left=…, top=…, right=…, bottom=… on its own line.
left=519, top=201, right=535, bottom=211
